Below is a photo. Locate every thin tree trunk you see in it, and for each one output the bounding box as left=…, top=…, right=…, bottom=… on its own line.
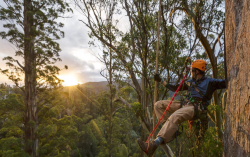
left=108, top=27, right=113, bottom=157
left=153, top=0, right=162, bottom=140
left=141, top=78, right=145, bottom=157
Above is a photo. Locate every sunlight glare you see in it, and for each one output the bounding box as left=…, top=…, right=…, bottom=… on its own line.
left=58, top=74, right=81, bottom=86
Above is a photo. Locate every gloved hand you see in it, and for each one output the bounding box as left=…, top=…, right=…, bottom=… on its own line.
left=154, top=74, right=162, bottom=82
left=185, top=57, right=191, bottom=63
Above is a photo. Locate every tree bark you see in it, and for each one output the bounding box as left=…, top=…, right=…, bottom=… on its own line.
left=224, top=0, right=250, bottom=156
left=24, top=0, right=38, bottom=156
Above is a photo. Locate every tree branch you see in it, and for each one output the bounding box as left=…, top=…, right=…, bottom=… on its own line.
left=169, top=7, right=187, bottom=22
left=79, top=19, right=143, bottom=101
left=16, top=60, right=25, bottom=71
left=114, top=96, right=131, bottom=108
left=207, top=109, right=215, bottom=123
left=169, top=6, right=217, bottom=78
left=212, top=24, right=225, bottom=52
left=112, top=106, right=124, bottom=117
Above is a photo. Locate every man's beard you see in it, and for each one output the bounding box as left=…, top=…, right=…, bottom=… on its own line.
left=191, top=74, right=196, bottom=80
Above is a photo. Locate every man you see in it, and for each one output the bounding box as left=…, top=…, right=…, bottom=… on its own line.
left=137, top=59, right=226, bottom=157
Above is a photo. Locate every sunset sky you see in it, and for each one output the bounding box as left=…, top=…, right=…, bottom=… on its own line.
left=0, top=2, right=129, bottom=86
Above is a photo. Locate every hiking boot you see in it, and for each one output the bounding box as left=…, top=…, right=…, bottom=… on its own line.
left=136, top=138, right=158, bottom=157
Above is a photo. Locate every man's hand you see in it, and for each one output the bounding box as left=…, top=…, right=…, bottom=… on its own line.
left=185, top=57, right=191, bottom=63
left=154, top=74, right=162, bottom=82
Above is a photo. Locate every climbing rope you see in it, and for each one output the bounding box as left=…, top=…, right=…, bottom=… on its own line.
left=189, top=0, right=193, bottom=57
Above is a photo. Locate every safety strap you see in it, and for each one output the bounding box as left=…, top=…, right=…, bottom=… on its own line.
left=194, top=85, right=204, bottom=98
left=188, top=77, right=206, bottom=101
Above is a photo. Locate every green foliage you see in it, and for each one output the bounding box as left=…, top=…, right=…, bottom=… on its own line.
left=131, top=102, right=142, bottom=117
left=0, top=83, right=142, bottom=156
left=0, top=149, right=29, bottom=157
left=116, top=144, right=128, bottom=157
left=159, top=120, right=223, bottom=157
left=88, top=120, right=103, bottom=141
left=0, top=137, right=28, bottom=157
left=0, top=87, right=27, bottom=156
left=38, top=100, right=79, bottom=156
left=198, top=127, right=223, bottom=156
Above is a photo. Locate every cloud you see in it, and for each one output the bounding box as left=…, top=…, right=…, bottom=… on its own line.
left=0, top=3, right=105, bottom=85
left=57, top=52, right=94, bottom=71
left=75, top=71, right=106, bottom=83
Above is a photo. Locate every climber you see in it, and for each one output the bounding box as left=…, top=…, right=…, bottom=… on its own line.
left=137, top=59, right=226, bottom=157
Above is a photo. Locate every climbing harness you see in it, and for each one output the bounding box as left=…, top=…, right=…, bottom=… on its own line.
left=184, top=87, right=209, bottom=148
left=184, top=77, right=209, bottom=144
left=187, top=77, right=208, bottom=120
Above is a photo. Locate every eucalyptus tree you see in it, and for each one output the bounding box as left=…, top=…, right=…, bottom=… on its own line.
left=0, top=0, right=72, bottom=156
left=224, top=0, right=250, bottom=155
left=168, top=0, right=225, bottom=140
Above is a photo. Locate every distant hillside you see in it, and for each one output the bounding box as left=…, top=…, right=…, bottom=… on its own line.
left=80, top=81, right=109, bottom=93
left=62, top=81, right=109, bottom=95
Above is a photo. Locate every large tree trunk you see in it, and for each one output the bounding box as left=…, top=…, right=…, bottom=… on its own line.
left=24, top=0, right=38, bottom=156
left=224, top=0, right=250, bottom=156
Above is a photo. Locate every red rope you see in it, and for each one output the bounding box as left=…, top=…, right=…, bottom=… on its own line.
left=145, top=74, right=188, bottom=152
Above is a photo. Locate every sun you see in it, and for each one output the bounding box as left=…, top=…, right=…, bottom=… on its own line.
left=58, top=74, right=81, bottom=86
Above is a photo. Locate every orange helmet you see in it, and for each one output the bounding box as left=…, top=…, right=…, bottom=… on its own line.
left=191, top=59, right=207, bottom=72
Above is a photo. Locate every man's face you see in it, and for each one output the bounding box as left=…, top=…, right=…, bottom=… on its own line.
left=191, top=68, right=197, bottom=79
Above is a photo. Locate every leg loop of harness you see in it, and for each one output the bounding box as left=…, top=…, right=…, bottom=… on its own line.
left=192, top=100, right=208, bottom=121
left=186, top=100, right=208, bottom=139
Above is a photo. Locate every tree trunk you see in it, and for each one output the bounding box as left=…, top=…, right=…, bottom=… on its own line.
left=224, top=0, right=250, bottom=156
left=24, top=0, right=38, bottom=156
left=141, top=77, right=146, bottom=157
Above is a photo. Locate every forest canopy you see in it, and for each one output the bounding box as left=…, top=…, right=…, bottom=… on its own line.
left=0, top=0, right=227, bottom=157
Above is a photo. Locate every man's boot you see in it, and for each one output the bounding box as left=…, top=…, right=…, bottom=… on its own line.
left=137, top=138, right=158, bottom=157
